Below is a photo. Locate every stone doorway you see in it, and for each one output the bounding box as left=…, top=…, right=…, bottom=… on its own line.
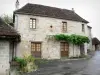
left=80, top=44, right=85, bottom=56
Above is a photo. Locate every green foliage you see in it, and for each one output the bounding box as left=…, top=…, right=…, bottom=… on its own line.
left=14, top=57, right=27, bottom=69
left=14, top=55, right=38, bottom=73
left=53, top=34, right=90, bottom=45
left=1, top=14, right=13, bottom=24
left=54, top=34, right=71, bottom=42
left=24, top=55, right=38, bottom=72
left=24, top=55, right=35, bottom=63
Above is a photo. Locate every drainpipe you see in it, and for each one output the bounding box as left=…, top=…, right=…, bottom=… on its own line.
left=73, top=44, right=74, bottom=57
left=14, top=14, right=18, bottom=30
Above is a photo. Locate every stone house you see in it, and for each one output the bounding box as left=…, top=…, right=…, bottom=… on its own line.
left=92, top=37, right=100, bottom=51
left=13, top=3, right=92, bottom=59
left=87, top=26, right=92, bottom=52
left=0, top=18, right=20, bottom=75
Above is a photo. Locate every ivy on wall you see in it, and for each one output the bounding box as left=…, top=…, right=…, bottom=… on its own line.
left=49, top=34, right=90, bottom=45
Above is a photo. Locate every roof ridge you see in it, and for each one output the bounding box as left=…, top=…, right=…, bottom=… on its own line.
left=14, top=3, right=89, bottom=23
left=27, top=3, right=72, bottom=11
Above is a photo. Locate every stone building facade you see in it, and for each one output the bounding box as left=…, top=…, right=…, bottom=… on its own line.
left=14, top=3, right=91, bottom=59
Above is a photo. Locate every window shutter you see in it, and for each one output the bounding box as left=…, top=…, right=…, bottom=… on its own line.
left=30, top=18, right=36, bottom=29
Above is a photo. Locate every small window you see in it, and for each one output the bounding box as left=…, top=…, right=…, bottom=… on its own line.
left=30, top=18, right=36, bottom=29
left=82, top=24, right=85, bottom=32
left=62, top=22, right=67, bottom=32
left=31, top=42, right=41, bottom=52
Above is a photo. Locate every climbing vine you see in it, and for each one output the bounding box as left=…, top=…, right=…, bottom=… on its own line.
left=49, top=34, right=90, bottom=45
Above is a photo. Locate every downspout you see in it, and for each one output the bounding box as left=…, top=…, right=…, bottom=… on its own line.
left=73, top=44, right=74, bottom=57
left=13, top=13, right=18, bottom=30
left=16, top=15, right=18, bottom=30
left=13, top=14, right=19, bottom=57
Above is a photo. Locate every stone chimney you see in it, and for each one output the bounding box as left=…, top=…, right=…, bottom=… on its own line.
left=15, top=0, right=19, bottom=10
left=72, top=8, right=75, bottom=12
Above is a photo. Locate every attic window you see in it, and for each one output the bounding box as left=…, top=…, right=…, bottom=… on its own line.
left=30, top=18, right=36, bottom=29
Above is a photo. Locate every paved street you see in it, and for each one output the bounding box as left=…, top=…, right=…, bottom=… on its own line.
left=73, top=51, right=100, bottom=75
left=28, top=51, right=100, bottom=75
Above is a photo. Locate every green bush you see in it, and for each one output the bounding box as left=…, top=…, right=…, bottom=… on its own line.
left=24, top=55, right=38, bottom=72
left=14, top=55, right=38, bottom=73
left=24, top=55, right=35, bottom=63
left=14, top=57, right=27, bottom=69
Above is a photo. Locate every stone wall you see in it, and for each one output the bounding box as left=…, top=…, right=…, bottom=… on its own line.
left=87, top=27, right=92, bottom=51
left=15, top=14, right=89, bottom=59
left=0, top=41, right=10, bottom=75
left=69, top=44, right=80, bottom=57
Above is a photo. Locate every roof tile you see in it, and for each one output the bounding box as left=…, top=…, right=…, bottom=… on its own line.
left=14, top=3, right=89, bottom=23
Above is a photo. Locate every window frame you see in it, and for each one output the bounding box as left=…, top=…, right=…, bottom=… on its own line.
left=31, top=42, right=41, bottom=52
left=62, top=21, right=67, bottom=32
left=30, top=18, right=36, bottom=29
left=82, top=24, right=85, bottom=32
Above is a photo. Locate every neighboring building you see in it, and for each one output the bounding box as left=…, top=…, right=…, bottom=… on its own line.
left=87, top=26, right=92, bottom=51
left=14, top=3, right=91, bottom=59
left=92, top=37, right=100, bottom=51
left=0, top=18, right=20, bottom=75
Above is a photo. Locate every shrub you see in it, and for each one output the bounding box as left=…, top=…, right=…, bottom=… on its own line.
left=24, top=55, right=38, bottom=72
left=14, top=57, right=27, bottom=70
left=14, top=55, right=38, bottom=73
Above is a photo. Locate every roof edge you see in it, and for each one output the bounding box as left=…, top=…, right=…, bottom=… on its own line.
left=14, top=3, right=89, bottom=23
left=87, top=25, right=92, bottom=28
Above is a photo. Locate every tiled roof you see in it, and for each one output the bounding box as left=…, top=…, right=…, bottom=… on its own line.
left=0, top=18, right=20, bottom=37
left=14, top=3, right=89, bottom=23
left=87, top=25, right=92, bottom=29
left=92, top=37, right=100, bottom=45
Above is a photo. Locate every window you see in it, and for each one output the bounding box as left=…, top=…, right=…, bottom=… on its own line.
left=82, top=24, right=85, bottom=32
left=31, top=42, right=41, bottom=52
left=62, top=22, right=67, bottom=32
left=30, top=18, right=36, bottom=29
left=31, top=42, right=41, bottom=57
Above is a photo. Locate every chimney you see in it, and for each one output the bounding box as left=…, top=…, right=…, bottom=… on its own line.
left=15, top=0, right=19, bottom=10
left=72, top=8, right=75, bottom=12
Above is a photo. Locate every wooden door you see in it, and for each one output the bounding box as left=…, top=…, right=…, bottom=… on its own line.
left=60, top=42, right=69, bottom=57
left=31, top=42, right=41, bottom=58
left=80, top=44, right=85, bottom=56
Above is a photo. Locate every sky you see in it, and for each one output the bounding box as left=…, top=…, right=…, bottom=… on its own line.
left=0, top=0, right=100, bottom=39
